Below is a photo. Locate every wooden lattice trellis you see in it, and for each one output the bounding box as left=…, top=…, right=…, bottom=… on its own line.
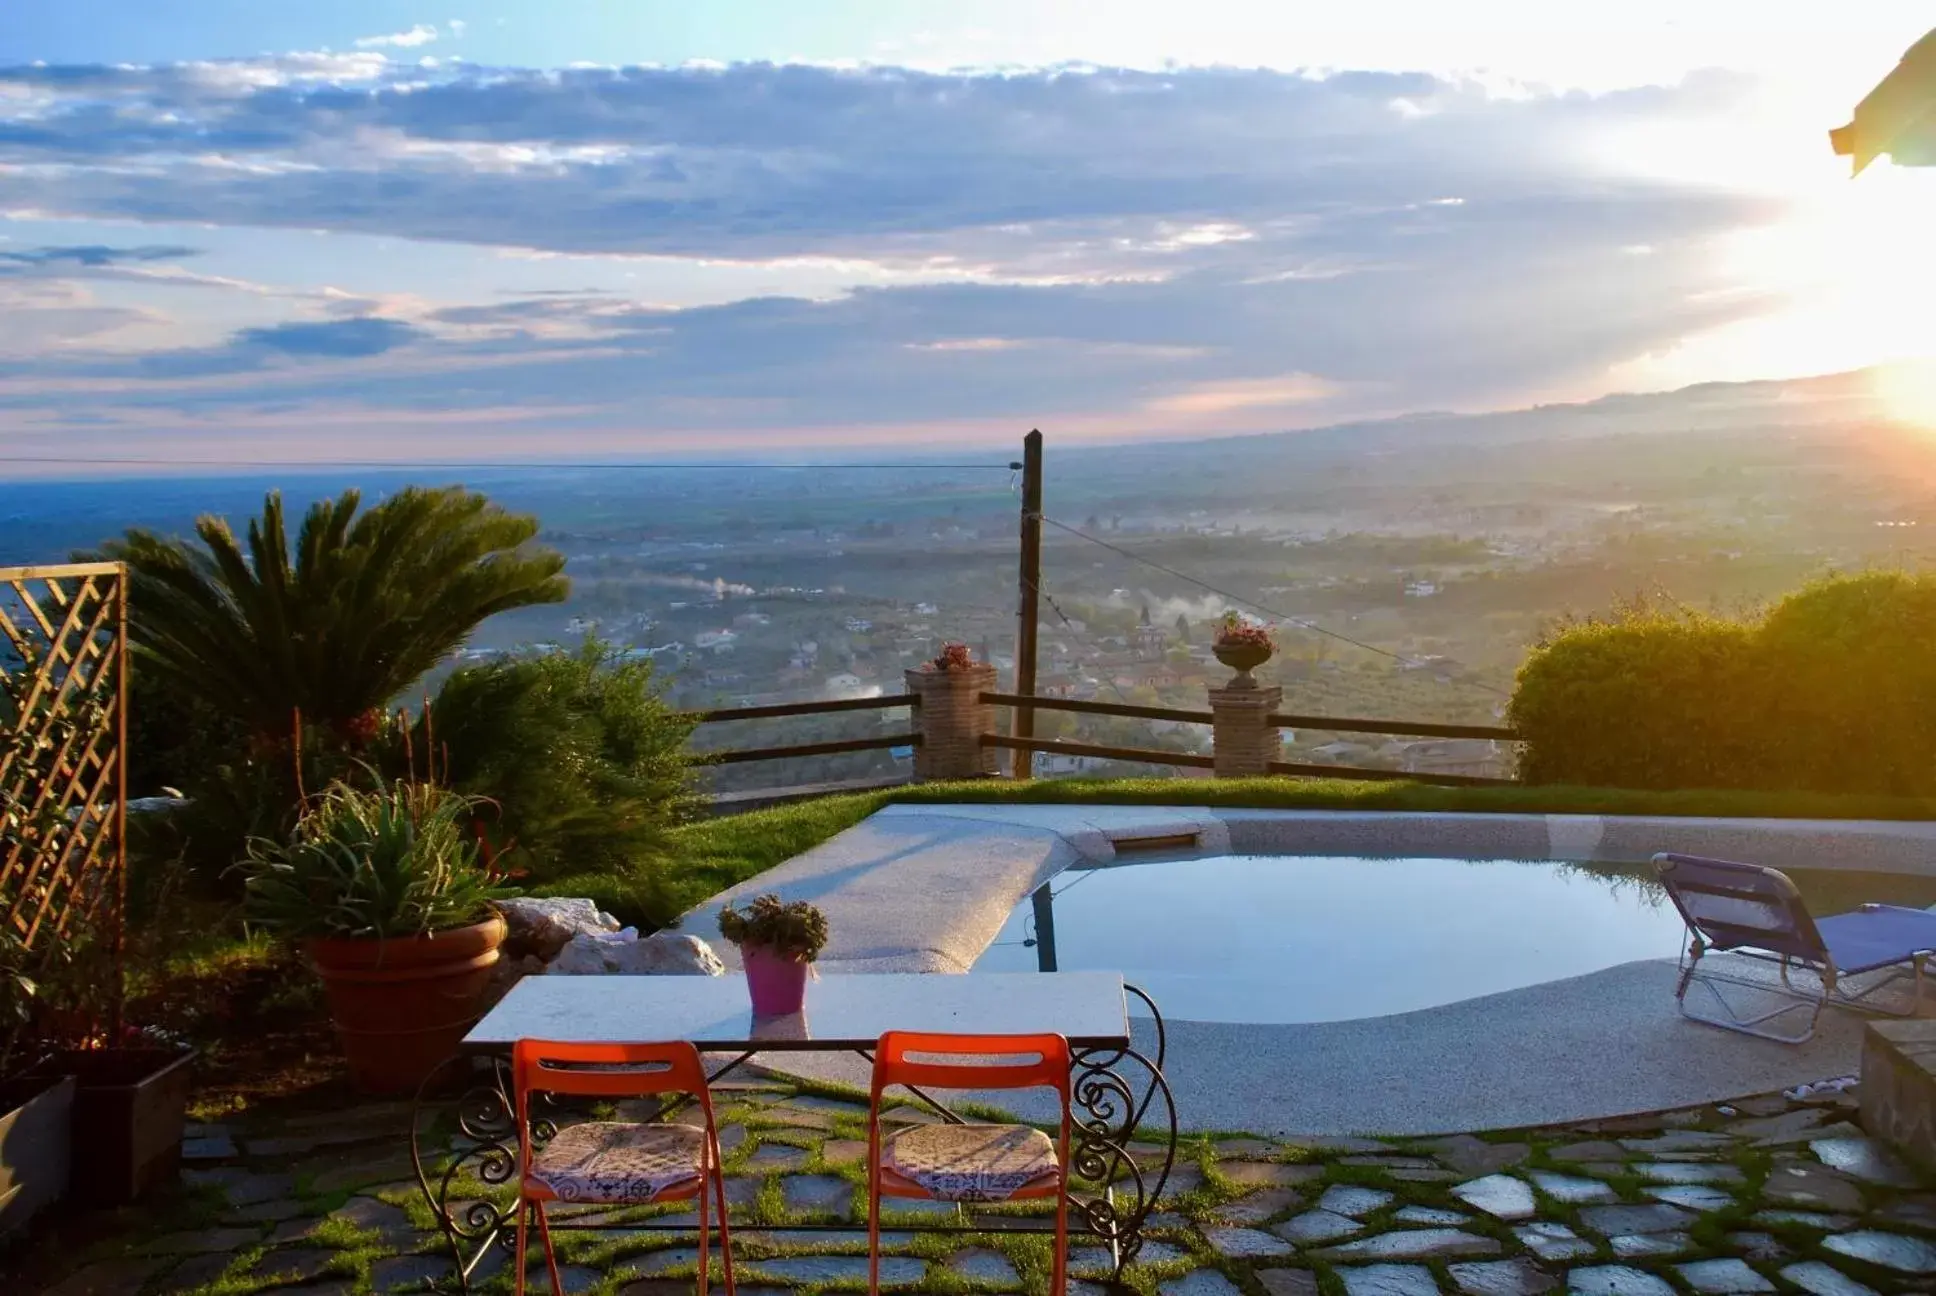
left=0, top=562, right=127, bottom=990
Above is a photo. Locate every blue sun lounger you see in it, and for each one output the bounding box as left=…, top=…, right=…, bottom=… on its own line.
left=1652, top=852, right=1936, bottom=1044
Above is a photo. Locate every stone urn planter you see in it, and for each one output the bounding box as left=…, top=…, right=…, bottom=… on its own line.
left=0, top=1074, right=74, bottom=1236
left=1212, top=639, right=1274, bottom=688
left=308, top=917, right=506, bottom=1094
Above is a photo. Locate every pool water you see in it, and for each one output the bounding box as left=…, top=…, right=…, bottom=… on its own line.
left=969, top=855, right=1936, bottom=1024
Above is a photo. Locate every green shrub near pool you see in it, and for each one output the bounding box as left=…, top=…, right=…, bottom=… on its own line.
left=1510, top=571, right=1936, bottom=795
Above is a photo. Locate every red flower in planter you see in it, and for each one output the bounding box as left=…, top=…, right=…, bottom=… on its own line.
left=1213, top=611, right=1276, bottom=651
left=925, top=642, right=978, bottom=672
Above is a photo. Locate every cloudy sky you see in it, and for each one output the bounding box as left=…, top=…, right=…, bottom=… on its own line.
left=4, top=1, right=1936, bottom=469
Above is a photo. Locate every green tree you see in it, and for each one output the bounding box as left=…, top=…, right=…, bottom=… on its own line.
left=409, top=640, right=697, bottom=881
left=104, top=487, right=568, bottom=744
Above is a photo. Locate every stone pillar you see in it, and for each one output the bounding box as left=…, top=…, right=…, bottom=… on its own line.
left=1208, top=681, right=1283, bottom=778
left=905, top=663, right=999, bottom=781
left=1861, top=1020, right=1936, bottom=1173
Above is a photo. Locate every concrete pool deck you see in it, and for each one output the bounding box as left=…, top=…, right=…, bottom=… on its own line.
left=682, top=804, right=1936, bottom=1135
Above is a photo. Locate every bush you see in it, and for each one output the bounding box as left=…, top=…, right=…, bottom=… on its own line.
left=406, top=640, right=697, bottom=882
left=1510, top=573, right=1936, bottom=794
left=1755, top=572, right=1936, bottom=794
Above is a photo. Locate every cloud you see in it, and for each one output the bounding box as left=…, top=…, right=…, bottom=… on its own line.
left=354, top=25, right=440, bottom=50
left=0, top=57, right=1803, bottom=457
left=233, top=316, right=424, bottom=357
left=0, top=244, right=200, bottom=269
left=0, top=61, right=1761, bottom=265
left=1145, top=373, right=1342, bottom=415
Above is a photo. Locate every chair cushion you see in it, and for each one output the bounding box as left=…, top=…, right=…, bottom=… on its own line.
left=527, top=1122, right=707, bottom=1204
left=882, top=1123, right=1059, bottom=1202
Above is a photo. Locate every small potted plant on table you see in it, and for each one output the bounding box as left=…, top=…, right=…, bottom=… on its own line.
left=1212, top=611, right=1277, bottom=688
left=239, top=778, right=511, bottom=1094
left=718, top=895, right=827, bottom=1016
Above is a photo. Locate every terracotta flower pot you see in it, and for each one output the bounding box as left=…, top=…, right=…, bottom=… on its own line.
left=1213, top=639, right=1274, bottom=686
left=307, top=915, right=506, bottom=1094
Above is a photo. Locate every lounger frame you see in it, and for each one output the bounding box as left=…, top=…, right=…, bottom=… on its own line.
left=1651, top=852, right=1931, bottom=1044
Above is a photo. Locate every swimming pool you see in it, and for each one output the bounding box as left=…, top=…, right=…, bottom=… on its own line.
left=969, top=854, right=1936, bottom=1024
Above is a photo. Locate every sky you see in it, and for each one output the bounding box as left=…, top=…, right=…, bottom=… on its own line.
left=4, top=1, right=1936, bottom=469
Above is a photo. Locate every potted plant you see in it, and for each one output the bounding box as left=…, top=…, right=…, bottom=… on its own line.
left=28, top=938, right=198, bottom=1207
left=49, top=1035, right=197, bottom=1208
left=1212, top=612, right=1276, bottom=687
left=0, top=931, right=73, bottom=1236
left=239, top=778, right=511, bottom=1094
left=717, top=895, right=828, bottom=1016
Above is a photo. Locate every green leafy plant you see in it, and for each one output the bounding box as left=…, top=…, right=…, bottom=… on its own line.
left=238, top=779, right=511, bottom=940
left=400, top=640, right=697, bottom=881
left=0, top=928, right=43, bottom=1079
left=100, top=485, right=569, bottom=744
left=717, top=894, right=829, bottom=963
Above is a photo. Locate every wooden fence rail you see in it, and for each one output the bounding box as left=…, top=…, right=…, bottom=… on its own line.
left=979, top=690, right=1212, bottom=725
left=681, top=693, right=917, bottom=724
left=1266, top=714, right=1517, bottom=742
left=982, top=733, right=1215, bottom=769
left=681, top=681, right=1518, bottom=786
left=699, top=732, right=919, bottom=766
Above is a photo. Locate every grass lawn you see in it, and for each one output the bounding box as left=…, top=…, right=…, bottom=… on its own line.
left=533, top=774, right=1936, bottom=928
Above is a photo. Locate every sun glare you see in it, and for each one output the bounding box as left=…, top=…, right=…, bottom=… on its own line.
left=1872, top=359, right=1936, bottom=430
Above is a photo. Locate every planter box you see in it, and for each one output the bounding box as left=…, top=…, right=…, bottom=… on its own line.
left=0, top=1074, right=75, bottom=1236
left=53, top=1047, right=196, bottom=1206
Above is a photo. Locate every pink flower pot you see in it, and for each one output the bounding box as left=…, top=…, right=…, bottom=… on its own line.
left=742, top=946, right=809, bottom=1016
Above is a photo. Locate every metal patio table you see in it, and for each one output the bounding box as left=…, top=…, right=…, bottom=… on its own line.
left=411, top=970, right=1177, bottom=1291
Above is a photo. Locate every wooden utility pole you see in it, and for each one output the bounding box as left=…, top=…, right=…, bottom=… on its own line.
left=1013, top=429, right=1043, bottom=779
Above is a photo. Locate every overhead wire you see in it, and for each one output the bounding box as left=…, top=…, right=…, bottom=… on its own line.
left=1025, top=573, right=1185, bottom=776
left=0, top=457, right=1014, bottom=471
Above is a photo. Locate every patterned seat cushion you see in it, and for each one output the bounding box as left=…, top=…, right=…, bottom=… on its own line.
left=882, top=1123, right=1059, bottom=1202
left=526, top=1122, right=707, bottom=1204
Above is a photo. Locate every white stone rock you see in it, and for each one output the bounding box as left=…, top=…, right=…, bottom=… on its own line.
left=545, top=929, right=724, bottom=976
left=499, top=896, right=621, bottom=930
left=499, top=897, right=622, bottom=960
left=615, top=933, right=726, bottom=976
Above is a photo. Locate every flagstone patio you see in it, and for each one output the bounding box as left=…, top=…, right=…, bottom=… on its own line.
left=25, top=1071, right=1936, bottom=1296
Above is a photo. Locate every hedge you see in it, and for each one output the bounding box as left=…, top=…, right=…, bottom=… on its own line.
left=1509, top=572, right=1936, bottom=795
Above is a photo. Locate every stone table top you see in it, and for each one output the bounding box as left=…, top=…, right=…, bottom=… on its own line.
left=464, top=969, right=1131, bottom=1052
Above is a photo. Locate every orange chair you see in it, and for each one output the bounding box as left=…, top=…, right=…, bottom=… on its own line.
left=511, top=1039, right=737, bottom=1296
left=865, top=1032, right=1073, bottom=1296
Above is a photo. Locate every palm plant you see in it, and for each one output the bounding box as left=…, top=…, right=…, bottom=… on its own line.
left=102, top=487, right=568, bottom=743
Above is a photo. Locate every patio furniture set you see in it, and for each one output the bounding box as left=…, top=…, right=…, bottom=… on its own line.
left=405, top=856, right=1936, bottom=1295
left=410, top=971, right=1176, bottom=1295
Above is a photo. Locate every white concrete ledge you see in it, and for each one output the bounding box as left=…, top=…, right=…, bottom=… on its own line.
left=681, top=804, right=1936, bottom=1134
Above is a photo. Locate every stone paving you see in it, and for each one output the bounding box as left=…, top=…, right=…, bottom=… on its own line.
left=25, top=1074, right=1936, bottom=1296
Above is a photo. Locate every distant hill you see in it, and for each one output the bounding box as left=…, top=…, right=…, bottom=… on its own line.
left=1274, top=365, right=1899, bottom=452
